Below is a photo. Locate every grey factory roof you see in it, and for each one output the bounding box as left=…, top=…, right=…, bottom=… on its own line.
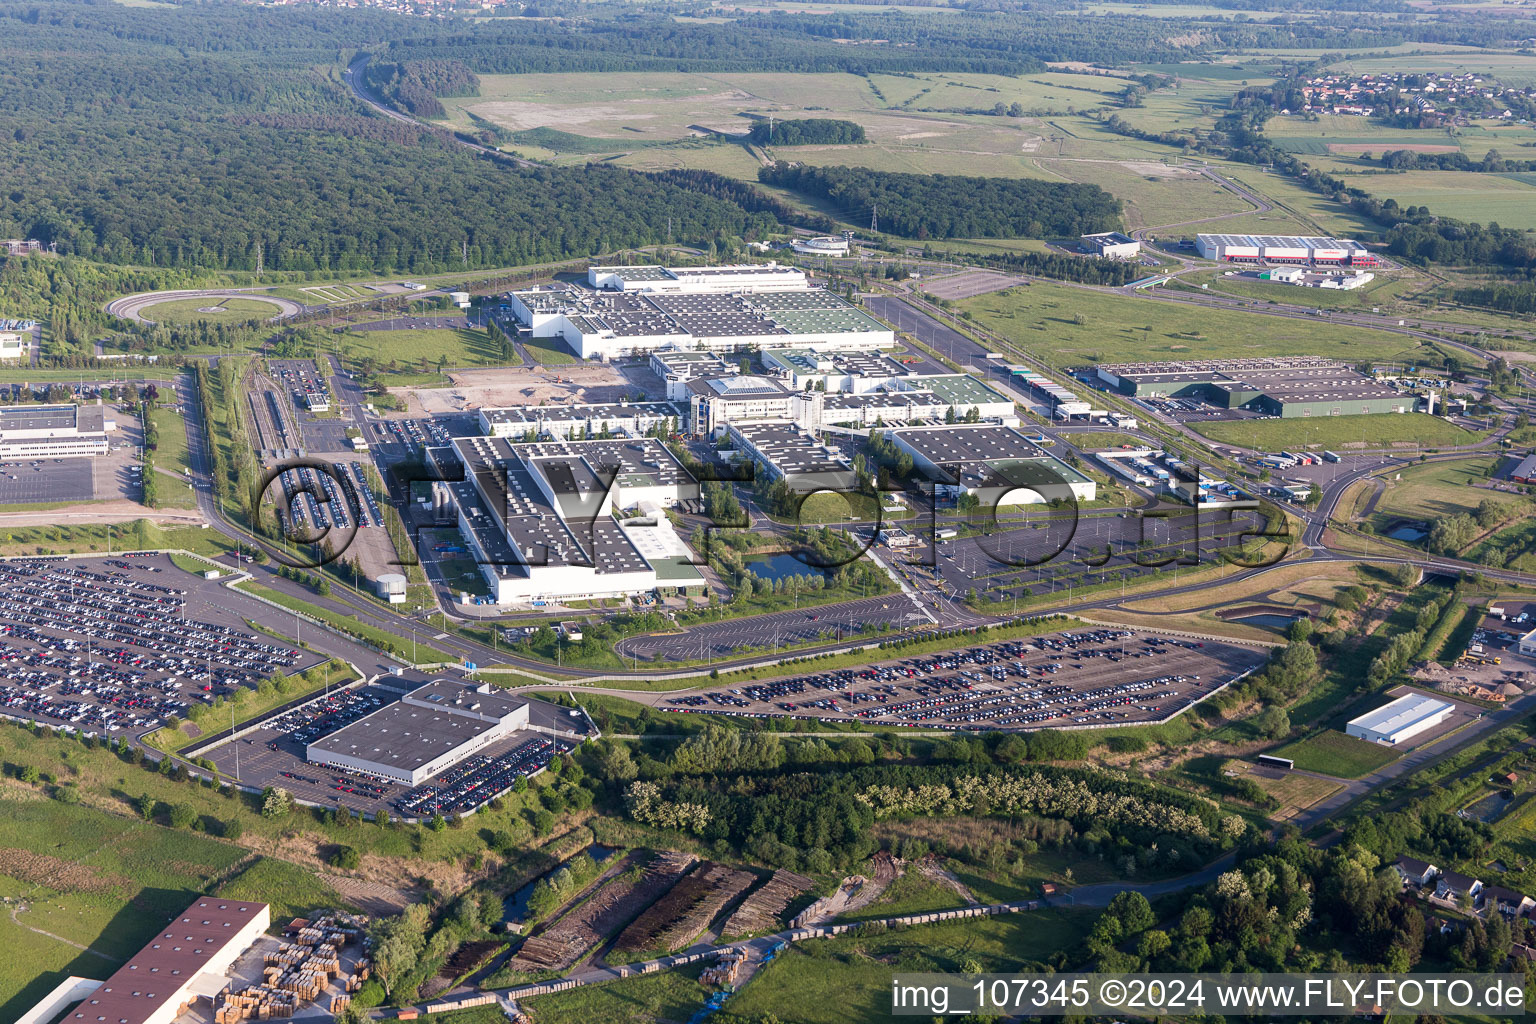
left=516, top=437, right=696, bottom=490
left=732, top=422, right=852, bottom=474
left=307, top=700, right=504, bottom=773
left=480, top=402, right=678, bottom=425
left=691, top=375, right=794, bottom=400
left=451, top=435, right=652, bottom=576
left=891, top=425, right=1052, bottom=464
left=509, top=283, right=883, bottom=341
left=0, top=404, right=85, bottom=433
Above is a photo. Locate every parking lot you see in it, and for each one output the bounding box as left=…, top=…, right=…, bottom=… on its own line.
left=0, top=554, right=327, bottom=735
left=660, top=627, right=1266, bottom=730
left=0, top=457, right=94, bottom=504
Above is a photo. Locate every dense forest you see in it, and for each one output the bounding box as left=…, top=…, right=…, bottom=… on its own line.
left=759, top=162, right=1122, bottom=239
left=363, top=59, right=481, bottom=118
left=748, top=118, right=866, bottom=146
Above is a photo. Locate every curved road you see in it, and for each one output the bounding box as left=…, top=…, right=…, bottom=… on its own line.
left=107, top=289, right=306, bottom=325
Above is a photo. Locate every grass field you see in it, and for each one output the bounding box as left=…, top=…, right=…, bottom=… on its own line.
left=341, top=327, right=509, bottom=374
left=518, top=962, right=710, bottom=1024
left=1235, top=763, right=1344, bottom=820
left=1273, top=729, right=1401, bottom=778
left=1063, top=431, right=1145, bottom=450
left=139, top=296, right=286, bottom=325
left=147, top=405, right=197, bottom=509
left=1368, top=455, right=1518, bottom=528
left=725, top=910, right=1094, bottom=1024
left=216, top=856, right=354, bottom=925
left=1338, top=170, right=1536, bottom=230
left=836, top=870, right=967, bottom=923
left=233, top=580, right=457, bottom=664
left=0, top=797, right=248, bottom=1018
left=521, top=334, right=577, bottom=365
left=1193, top=414, right=1482, bottom=450
left=959, top=280, right=1455, bottom=366
left=1191, top=268, right=1422, bottom=310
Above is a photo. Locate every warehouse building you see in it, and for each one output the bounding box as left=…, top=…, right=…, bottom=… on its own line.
left=1346, top=692, right=1455, bottom=746
left=45, top=899, right=270, bottom=1024
left=727, top=422, right=854, bottom=494
left=1196, top=233, right=1378, bottom=267
left=1008, top=366, right=1093, bottom=419
left=307, top=680, right=530, bottom=785
left=1092, top=357, right=1411, bottom=418
left=889, top=424, right=1096, bottom=506
left=430, top=435, right=704, bottom=605
left=1079, top=232, right=1141, bottom=259
left=0, top=404, right=114, bottom=459
left=479, top=402, right=679, bottom=440
left=501, top=265, right=893, bottom=360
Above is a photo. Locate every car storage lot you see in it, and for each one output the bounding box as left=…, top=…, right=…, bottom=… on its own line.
left=0, top=553, right=327, bottom=736
left=661, top=626, right=1267, bottom=731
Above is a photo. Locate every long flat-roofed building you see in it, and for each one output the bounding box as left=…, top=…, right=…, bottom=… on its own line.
left=0, top=404, right=113, bottom=459
left=501, top=264, right=893, bottom=360
left=430, top=435, right=703, bottom=604
left=307, top=680, right=530, bottom=785
left=889, top=424, right=1096, bottom=506
left=52, top=898, right=270, bottom=1024
left=1196, top=233, right=1377, bottom=266
left=479, top=401, right=679, bottom=440
left=1346, top=692, right=1455, bottom=746
left=1093, top=357, right=1411, bottom=418
left=1079, top=232, right=1141, bottom=258
left=727, top=422, right=855, bottom=494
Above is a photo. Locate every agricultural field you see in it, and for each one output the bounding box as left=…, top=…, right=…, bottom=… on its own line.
left=137, top=296, right=287, bottom=325
left=1193, top=414, right=1483, bottom=451
left=1323, top=52, right=1536, bottom=90
left=1273, top=729, right=1402, bottom=778
left=958, top=280, right=1456, bottom=366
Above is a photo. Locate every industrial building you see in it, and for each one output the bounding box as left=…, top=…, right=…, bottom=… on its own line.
left=479, top=402, right=679, bottom=440
left=430, top=435, right=704, bottom=605
left=1255, top=267, right=1375, bottom=290
left=1346, top=692, right=1455, bottom=746
left=501, top=264, right=893, bottom=360
left=888, top=424, right=1096, bottom=506
left=307, top=680, right=530, bottom=785
left=650, top=351, right=739, bottom=400
left=0, top=319, right=32, bottom=362
left=1195, top=233, right=1378, bottom=266
left=727, top=422, right=855, bottom=493
left=1507, top=452, right=1536, bottom=485
left=1092, top=357, right=1412, bottom=418
left=761, top=348, right=909, bottom=393
left=1079, top=232, right=1141, bottom=259
left=687, top=375, right=814, bottom=436
left=1007, top=366, right=1093, bottom=419
left=45, top=899, right=271, bottom=1024
left=791, top=234, right=853, bottom=257
left=0, top=404, right=114, bottom=459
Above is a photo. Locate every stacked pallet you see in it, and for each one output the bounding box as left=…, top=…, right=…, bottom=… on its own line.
left=700, top=948, right=747, bottom=986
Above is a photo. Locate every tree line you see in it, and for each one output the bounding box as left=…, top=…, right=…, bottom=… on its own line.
left=758, top=162, right=1122, bottom=240
left=748, top=118, right=865, bottom=146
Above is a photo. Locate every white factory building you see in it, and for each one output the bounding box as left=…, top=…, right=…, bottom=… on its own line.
left=0, top=404, right=113, bottom=459
left=500, top=263, right=894, bottom=361
left=790, top=235, right=853, bottom=257
left=431, top=435, right=705, bottom=605
left=1346, top=692, right=1455, bottom=746
left=1196, top=234, right=1378, bottom=267
left=479, top=402, right=679, bottom=440
left=1079, top=232, right=1141, bottom=259
left=306, top=680, right=530, bottom=786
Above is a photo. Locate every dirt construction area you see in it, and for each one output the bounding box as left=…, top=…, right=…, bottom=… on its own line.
left=412, top=365, right=633, bottom=415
